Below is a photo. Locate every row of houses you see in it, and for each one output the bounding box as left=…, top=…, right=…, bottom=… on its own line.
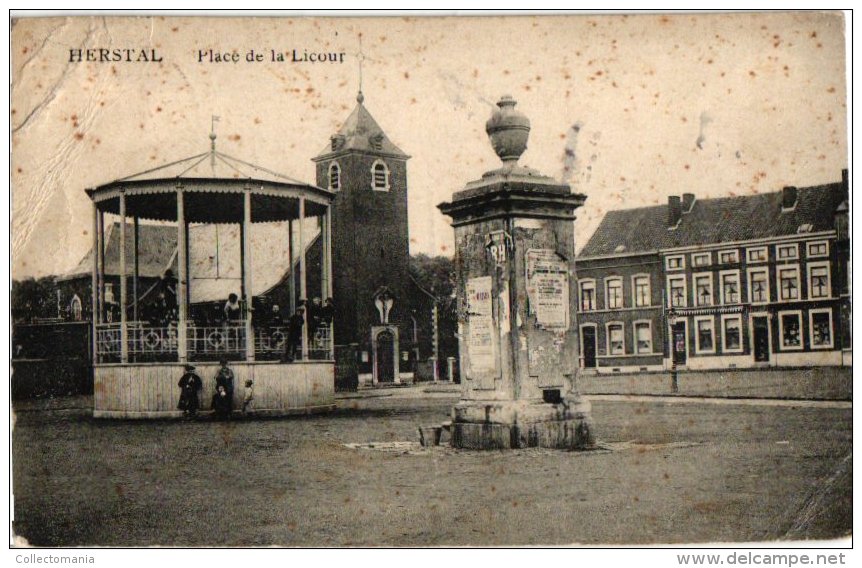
left=574, top=170, right=850, bottom=373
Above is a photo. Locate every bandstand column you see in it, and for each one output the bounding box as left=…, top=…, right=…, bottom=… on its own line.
left=176, top=187, right=188, bottom=363
left=299, top=197, right=308, bottom=359
left=119, top=190, right=128, bottom=363
left=133, top=216, right=139, bottom=325
left=243, top=187, right=255, bottom=361
left=98, top=209, right=105, bottom=325
left=91, top=204, right=100, bottom=362
left=288, top=219, right=295, bottom=313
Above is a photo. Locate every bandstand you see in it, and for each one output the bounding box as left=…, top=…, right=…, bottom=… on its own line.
left=87, top=139, right=336, bottom=418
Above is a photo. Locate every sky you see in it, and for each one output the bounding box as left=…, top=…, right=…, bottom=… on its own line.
left=10, top=12, right=848, bottom=279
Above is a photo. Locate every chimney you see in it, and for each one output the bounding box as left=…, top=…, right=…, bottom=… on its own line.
left=682, top=192, right=696, bottom=213
left=782, top=186, right=798, bottom=211
left=668, top=195, right=682, bottom=228
left=842, top=168, right=848, bottom=189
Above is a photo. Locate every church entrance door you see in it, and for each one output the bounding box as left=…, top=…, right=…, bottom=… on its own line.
left=376, top=330, right=395, bottom=383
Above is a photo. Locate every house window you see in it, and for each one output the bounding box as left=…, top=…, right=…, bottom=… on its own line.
left=807, top=262, right=831, bottom=299
left=634, top=321, right=652, bottom=354
left=666, top=255, right=685, bottom=270
left=692, top=253, right=711, bottom=267
left=722, top=315, right=743, bottom=352
left=632, top=275, right=650, bottom=307
left=606, top=278, right=623, bottom=309
left=720, top=271, right=740, bottom=304
left=718, top=250, right=739, bottom=264
left=694, top=273, right=713, bottom=307
left=747, top=247, right=768, bottom=263
left=70, top=295, right=83, bottom=321
left=809, top=309, right=833, bottom=349
left=579, top=280, right=596, bottom=311
left=777, top=244, right=799, bottom=261
left=779, top=311, right=803, bottom=350
left=748, top=269, right=769, bottom=304
left=607, top=323, right=625, bottom=355
left=668, top=276, right=687, bottom=307
left=695, top=317, right=715, bottom=353
left=778, top=266, right=801, bottom=301
left=328, top=162, right=341, bottom=190
left=807, top=241, right=828, bottom=258
left=371, top=160, right=390, bottom=191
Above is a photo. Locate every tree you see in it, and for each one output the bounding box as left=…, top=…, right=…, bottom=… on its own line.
left=11, top=277, right=58, bottom=322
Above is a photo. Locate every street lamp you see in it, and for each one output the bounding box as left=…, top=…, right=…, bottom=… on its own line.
left=667, top=309, right=679, bottom=394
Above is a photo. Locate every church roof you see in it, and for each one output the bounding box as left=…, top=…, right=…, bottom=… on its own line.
left=314, top=94, right=409, bottom=161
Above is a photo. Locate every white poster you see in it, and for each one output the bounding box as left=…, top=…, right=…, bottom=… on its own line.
left=526, top=250, right=569, bottom=330
left=466, top=276, right=495, bottom=373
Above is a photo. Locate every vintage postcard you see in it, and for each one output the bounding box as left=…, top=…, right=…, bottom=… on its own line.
left=9, top=11, right=851, bottom=551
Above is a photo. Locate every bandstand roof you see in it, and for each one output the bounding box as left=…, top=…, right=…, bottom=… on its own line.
left=86, top=145, right=334, bottom=224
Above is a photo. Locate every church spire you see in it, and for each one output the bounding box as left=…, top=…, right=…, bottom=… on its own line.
left=356, top=34, right=366, bottom=105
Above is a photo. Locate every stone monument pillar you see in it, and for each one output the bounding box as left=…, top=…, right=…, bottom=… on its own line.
left=438, top=95, right=594, bottom=450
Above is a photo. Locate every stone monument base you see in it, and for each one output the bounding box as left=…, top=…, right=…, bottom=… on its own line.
left=450, top=397, right=595, bottom=450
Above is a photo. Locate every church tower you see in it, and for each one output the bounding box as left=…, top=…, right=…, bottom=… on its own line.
left=313, top=91, right=412, bottom=388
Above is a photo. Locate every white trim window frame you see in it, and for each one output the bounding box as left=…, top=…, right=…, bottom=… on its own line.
left=632, top=273, right=651, bottom=308
left=667, top=275, right=688, bottom=308
left=694, top=315, right=716, bottom=354
left=776, top=243, right=799, bottom=261
left=747, top=267, right=770, bottom=305
left=721, top=314, right=744, bottom=353
left=633, top=320, right=653, bottom=354
left=719, top=269, right=741, bottom=305
left=693, top=272, right=714, bottom=307
left=806, top=240, right=829, bottom=258
left=370, top=159, right=391, bottom=191
left=578, top=278, right=597, bottom=312
left=809, top=308, right=834, bottom=349
left=328, top=161, right=341, bottom=190
left=807, top=261, right=831, bottom=299
left=691, top=252, right=711, bottom=268
left=778, top=264, right=801, bottom=302
left=778, top=310, right=804, bottom=351
left=605, top=277, right=624, bottom=310
left=606, top=321, right=625, bottom=355
left=718, top=249, right=739, bottom=264
left=746, top=246, right=768, bottom=264
left=665, top=255, right=685, bottom=271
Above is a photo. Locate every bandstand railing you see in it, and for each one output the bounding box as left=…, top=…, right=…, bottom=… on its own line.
left=95, top=321, right=333, bottom=362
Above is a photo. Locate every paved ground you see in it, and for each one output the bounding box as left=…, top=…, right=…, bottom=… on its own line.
left=11, top=390, right=851, bottom=546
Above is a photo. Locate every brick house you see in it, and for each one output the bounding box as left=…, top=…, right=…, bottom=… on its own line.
left=575, top=170, right=850, bottom=373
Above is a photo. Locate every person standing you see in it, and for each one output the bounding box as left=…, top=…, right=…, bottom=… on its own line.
left=283, top=306, right=305, bottom=362
left=177, top=364, right=202, bottom=417
left=214, top=358, right=235, bottom=415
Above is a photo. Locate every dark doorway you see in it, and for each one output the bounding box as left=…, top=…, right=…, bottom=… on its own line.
left=753, top=317, right=770, bottom=362
left=582, top=327, right=597, bottom=368
left=376, top=330, right=395, bottom=382
left=672, top=322, right=687, bottom=366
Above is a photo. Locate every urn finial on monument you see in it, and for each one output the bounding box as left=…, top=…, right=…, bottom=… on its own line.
left=485, top=95, right=530, bottom=164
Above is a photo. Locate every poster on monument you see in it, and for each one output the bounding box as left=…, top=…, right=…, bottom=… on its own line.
left=525, top=249, right=569, bottom=330
left=465, top=275, right=495, bottom=374
left=7, top=9, right=851, bottom=555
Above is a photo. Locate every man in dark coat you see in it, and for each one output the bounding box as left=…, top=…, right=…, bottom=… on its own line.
left=177, top=364, right=202, bottom=417
left=283, top=306, right=305, bottom=362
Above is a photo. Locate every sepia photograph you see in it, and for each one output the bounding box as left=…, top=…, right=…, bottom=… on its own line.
left=8, top=10, right=851, bottom=551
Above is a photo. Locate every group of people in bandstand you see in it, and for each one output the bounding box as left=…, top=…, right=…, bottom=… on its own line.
left=126, top=269, right=334, bottom=361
